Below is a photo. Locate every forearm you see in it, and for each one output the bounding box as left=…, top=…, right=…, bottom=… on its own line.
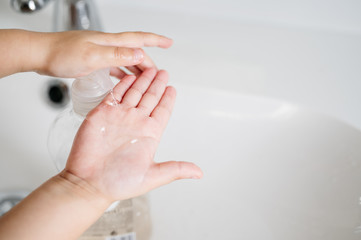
left=0, top=29, right=48, bottom=78
left=0, top=171, right=111, bottom=240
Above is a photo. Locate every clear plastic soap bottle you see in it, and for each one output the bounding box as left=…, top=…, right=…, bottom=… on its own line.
left=48, top=69, right=151, bottom=240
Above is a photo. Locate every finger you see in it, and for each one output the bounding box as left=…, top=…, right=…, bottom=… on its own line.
left=95, top=32, right=173, bottom=48
left=137, top=70, right=168, bottom=115
left=121, top=68, right=157, bottom=107
left=150, top=86, right=176, bottom=128
left=126, top=52, right=157, bottom=76
left=110, top=67, right=128, bottom=80
left=102, top=75, right=136, bottom=104
left=147, top=161, right=203, bottom=188
left=126, top=66, right=142, bottom=77
left=94, top=45, right=145, bottom=68
left=136, top=52, right=157, bottom=71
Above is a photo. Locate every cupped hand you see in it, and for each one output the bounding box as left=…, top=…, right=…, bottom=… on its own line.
left=39, top=31, right=172, bottom=78
left=64, top=68, right=203, bottom=202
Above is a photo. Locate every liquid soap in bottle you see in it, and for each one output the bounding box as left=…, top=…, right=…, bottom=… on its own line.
left=48, top=69, right=151, bottom=240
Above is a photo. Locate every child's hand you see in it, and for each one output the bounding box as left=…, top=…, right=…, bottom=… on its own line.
left=63, top=68, right=203, bottom=202
left=37, top=31, right=172, bottom=78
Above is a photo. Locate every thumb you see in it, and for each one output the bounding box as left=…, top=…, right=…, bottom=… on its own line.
left=96, top=46, right=145, bottom=67
left=148, top=161, right=203, bottom=188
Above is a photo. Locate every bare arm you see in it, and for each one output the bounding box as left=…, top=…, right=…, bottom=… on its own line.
left=0, top=29, right=43, bottom=77
left=0, top=173, right=110, bottom=240
left=0, top=69, right=203, bottom=240
left=0, top=29, right=173, bottom=78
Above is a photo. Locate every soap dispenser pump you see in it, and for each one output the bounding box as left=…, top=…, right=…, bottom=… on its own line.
left=48, top=69, right=151, bottom=240
left=48, top=68, right=114, bottom=170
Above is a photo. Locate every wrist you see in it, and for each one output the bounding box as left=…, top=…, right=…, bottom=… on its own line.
left=53, top=170, right=112, bottom=211
left=6, top=30, right=50, bottom=74
left=0, top=171, right=112, bottom=240
left=0, top=29, right=46, bottom=77
left=25, top=31, right=51, bottom=74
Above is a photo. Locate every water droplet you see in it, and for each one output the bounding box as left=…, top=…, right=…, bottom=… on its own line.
left=110, top=89, right=119, bottom=106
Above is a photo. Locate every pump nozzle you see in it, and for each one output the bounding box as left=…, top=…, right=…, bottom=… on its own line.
left=71, top=69, right=114, bottom=116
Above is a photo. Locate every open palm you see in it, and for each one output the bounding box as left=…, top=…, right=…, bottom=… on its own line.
left=65, top=68, right=203, bottom=201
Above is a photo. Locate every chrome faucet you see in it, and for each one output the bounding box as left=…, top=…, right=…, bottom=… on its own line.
left=11, top=0, right=52, bottom=13
left=10, top=0, right=102, bottom=31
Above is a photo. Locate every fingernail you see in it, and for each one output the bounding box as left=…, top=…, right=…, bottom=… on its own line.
left=134, top=49, right=144, bottom=62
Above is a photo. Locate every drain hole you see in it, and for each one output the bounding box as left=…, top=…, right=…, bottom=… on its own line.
left=46, top=80, right=69, bottom=108
left=49, top=85, right=64, bottom=103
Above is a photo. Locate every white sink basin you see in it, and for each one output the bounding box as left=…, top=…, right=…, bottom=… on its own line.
left=150, top=84, right=361, bottom=240
left=1, top=75, right=360, bottom=239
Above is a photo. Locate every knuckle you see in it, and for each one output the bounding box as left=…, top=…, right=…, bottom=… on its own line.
left=113, top=46, right=122, bottom=60
left=174, top=162, right=183, bottom=180
left=158, top=105, right=171, bottom=116
left=133, top=31, right=151, bottom=40
left=113, top=47, right=135, bottom=64
left=146, top=91, right=158, bottom=99
left=131, top=86, right=144, bottom=96
left=157, top=76, right=169, bottom=85
left=137, top=105, right=149, bottom=113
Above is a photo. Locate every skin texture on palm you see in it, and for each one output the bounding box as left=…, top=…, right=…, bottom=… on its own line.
left=65, top=68, right=203, bottom=202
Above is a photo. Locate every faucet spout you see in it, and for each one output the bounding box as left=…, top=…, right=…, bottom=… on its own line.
left=11, top=0, right=52, bottom=13
left=54, top=0, right=102, bottom=31
left=10, top=0, right=102, bottom=31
